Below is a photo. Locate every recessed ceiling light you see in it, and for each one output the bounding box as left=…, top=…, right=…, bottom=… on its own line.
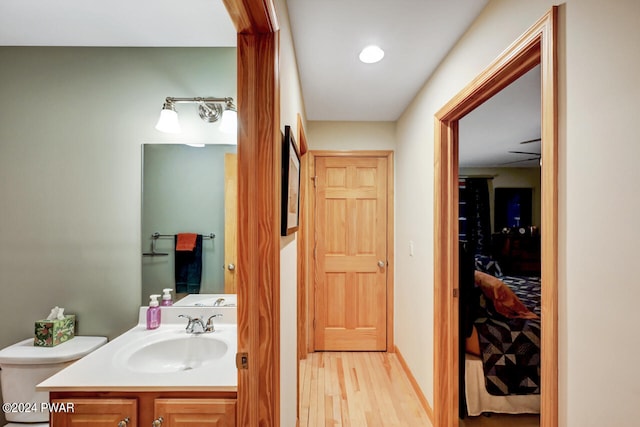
left=359, top=45, right=385, bottom=64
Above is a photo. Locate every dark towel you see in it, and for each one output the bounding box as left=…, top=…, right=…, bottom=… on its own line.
left=175, top=234, right=202, bottom=293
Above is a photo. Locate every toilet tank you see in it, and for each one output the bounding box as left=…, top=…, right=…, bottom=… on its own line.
left=0, top=337, right=106, bottom=423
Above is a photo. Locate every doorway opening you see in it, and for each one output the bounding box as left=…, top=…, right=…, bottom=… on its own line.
left=433, top=7, right=558, bottom=427
left=458, top=65, right=542, bottom=426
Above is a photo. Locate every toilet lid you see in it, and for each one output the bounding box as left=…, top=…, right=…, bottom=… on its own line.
left=0, top=336, right=107, bottom=365
left=5, top=424, right=48, bottom=427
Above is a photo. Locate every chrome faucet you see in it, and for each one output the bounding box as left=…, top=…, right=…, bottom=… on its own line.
left=205, top=314, right=223, bottom=332
left=179, top=313, right=223, bottom=334
left=178, top=314, right=206, bottom=334
left=212, top=297, right=226, bottom=307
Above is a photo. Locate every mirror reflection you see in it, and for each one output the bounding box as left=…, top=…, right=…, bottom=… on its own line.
left=141, top=144, right=237, bottom=304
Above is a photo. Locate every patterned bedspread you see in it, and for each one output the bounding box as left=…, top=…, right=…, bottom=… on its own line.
left=502, top=275, right=541, bottom=316
left=474, top=275, right=541, bottom=396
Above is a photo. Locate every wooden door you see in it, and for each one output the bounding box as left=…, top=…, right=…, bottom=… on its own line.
left=224, top=153, right=237, bottom=294
left=154, top=398, right=236, bottom=427
left=314, top=156, right=388, bottom=351
left=50, top=398, right=137, bottom=427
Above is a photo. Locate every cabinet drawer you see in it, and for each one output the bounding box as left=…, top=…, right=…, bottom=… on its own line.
left=51, top=398, right=137, bottom=427
left=154, top=398, right=236, bottom=427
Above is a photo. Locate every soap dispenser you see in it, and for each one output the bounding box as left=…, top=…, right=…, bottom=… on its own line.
left=146, top=294, right=161, bottom=330
left=161, top=288, right=173, bottom=306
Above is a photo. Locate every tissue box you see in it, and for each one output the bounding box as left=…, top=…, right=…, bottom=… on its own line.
left=34, top=315, right=75, bottom=347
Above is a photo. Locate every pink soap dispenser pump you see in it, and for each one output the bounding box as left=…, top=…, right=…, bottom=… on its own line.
left=146, top=294, right=161, bottom=330
left=161, top=288, right=173, bottom=306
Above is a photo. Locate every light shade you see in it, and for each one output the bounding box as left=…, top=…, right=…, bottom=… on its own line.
left=359, top=45, right=385, bottom=64
left=155, top=108, right=181, bottom=134
left=219, top=105, right=237, bottom=134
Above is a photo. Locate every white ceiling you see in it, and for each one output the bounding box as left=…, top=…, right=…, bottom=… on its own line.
left=0, top=0, right=540, bottom=166
left=459, top=65, right=542, bottom=168
left=287, top=0, right=489, bottom=121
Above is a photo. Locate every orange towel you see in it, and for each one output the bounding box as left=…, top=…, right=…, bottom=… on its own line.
left=176, top=233, right=198, bottom=251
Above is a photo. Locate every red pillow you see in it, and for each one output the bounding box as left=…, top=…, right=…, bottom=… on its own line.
left=474, top=271, right=538, bottom=319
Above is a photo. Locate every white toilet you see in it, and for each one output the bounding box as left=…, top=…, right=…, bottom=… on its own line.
left=0, top=336, right=106, bottom=427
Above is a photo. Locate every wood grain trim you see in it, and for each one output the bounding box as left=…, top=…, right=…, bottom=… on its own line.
left=296, top=119, right=310, bottom=426
left=394, top=345, right=435, bottom=424
left=233, top=19, right=281, bottom=427
left=222, top=0, right=278, bottom=34
left=306, top=151, right=317, bottom=354
left=311, top=150, right=392, bottom=158
left=433, top=7, right=558, bottom=427
left=386, top=152, right=395, bottom=352
left=307, top=150, right=394, bottom=352
left=539, top=9, right=559, bottom=427
left=297, top=122, right=308, bottom=361
left=433, top=117, right=458, bottom=427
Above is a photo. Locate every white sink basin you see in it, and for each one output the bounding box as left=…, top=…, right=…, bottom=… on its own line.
left=126, top=335, right=228, bottom=373
left=38, top=307, right=238, bottom=391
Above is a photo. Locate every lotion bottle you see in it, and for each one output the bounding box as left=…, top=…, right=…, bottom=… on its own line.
left=146, top=294, right=161, bottom=330
left=161, top=288, right=173, bottom=306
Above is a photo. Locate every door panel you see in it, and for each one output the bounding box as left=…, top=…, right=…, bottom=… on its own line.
left=224, top=153, right=237, bottom=294
left=314, top=156, right=388, bottom=351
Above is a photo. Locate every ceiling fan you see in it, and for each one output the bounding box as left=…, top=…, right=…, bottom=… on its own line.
left=499, top=137, right=541, bottom=165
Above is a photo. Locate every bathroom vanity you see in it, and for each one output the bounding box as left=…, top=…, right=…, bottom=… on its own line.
left=38, top=306, right=238, bottom=427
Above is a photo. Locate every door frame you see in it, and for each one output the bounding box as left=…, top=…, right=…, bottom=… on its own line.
left=306, top=150, right=395, bottom=352
left=222, top=1, right=281, bottom=426
left=433, top=7, right=558, bottom=427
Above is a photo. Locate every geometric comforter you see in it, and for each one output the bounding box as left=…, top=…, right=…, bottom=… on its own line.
left=474, top=293, right=541, bottom=396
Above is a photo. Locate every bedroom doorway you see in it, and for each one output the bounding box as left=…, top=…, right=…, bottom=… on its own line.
left=433, top=7, right=558, bottom=427
left=457, top=65, right=542, bottom=426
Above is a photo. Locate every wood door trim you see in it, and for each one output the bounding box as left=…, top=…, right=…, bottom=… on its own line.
left=222, top=1, right=281, bottom=426
left=307, top=150, right=394, bottom=352
left=433, top=7, right=558, bottom=427
left=295, top=115, right=309, bottom=426
left=297, top=114, right=309, bottom=362
left=394, top=345, right=435, bottom=424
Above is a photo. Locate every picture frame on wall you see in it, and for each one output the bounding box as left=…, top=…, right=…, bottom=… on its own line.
left=281, top=125, right=300, bottom=236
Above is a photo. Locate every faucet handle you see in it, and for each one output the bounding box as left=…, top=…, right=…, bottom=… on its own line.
left=205, top=314, right=223, bottom=332
left=178, top=314, right=194, bottom=331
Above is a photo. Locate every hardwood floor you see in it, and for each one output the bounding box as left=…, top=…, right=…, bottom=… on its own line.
left=299, top=352, right=432, bottom=426
left=460, top=414, right=539, bottom=427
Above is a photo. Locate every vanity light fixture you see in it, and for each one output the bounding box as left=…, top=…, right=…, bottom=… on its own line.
left=359, top=45, right=385, bottom=64
left=155, top=97, right=237, bottom=134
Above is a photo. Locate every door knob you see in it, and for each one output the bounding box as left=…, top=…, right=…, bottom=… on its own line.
left=228, top=263, right=236, bottom=271
left=377, top=260, right=385, bottom=268
left=117, top=417, right=130, bottom=427
left=152, top=416, right=164, bottom=427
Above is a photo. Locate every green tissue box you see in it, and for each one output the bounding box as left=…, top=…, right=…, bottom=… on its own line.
left=34, top=315, right=75, bottom=347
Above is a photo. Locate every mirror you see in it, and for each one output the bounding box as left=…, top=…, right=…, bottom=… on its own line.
left=141, top=144, right=237, bottom=303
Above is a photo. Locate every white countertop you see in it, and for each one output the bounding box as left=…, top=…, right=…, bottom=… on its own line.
left=173, top=293, right=237, bottom=307
left=37, top=307, right=237, bottom=392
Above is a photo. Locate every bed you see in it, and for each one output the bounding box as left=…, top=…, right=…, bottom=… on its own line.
left=461, top=253, right=542, bottom=417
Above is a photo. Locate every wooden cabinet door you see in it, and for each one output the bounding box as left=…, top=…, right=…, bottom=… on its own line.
left=154, top=398, right=236, bottom=427
left=314, top=156, right=388, bottom=351
left=50, top=398, right=137, bottom=427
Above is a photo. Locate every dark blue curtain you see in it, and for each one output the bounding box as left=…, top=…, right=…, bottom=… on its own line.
left=459, top=178, right=491, bottom=256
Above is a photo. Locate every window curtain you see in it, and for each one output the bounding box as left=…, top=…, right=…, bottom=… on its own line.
left=459, top=178, right=491, bottom=256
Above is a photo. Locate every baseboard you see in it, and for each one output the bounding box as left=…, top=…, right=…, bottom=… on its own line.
left=394, top=345, right=434, bottom=424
